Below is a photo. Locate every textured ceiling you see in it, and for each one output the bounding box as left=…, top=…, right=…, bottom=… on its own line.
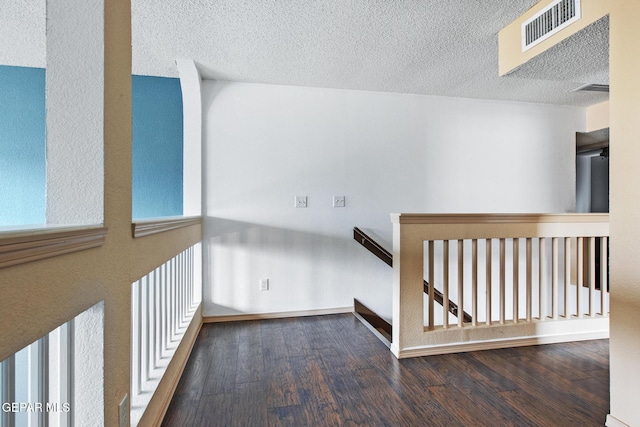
left=1, top=0, right=609, bottom=107
left=507, top=15, right=609, bottom=106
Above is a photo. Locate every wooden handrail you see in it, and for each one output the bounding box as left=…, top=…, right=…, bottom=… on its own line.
left=390, top=213, right=609, bottom=225
left=353, top=227, right=392, bottom=267
left=353, top=227, right=472, bottom=323
left=423, top=281, right=472, bottom=323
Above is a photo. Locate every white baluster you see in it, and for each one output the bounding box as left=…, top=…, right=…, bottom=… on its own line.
left=486, top=239, right=492, bottom=326
left=458, top=239, right=464, bottom=327
left=428, top=240, right=435, bottom=330
left=600, top=237, right=608, bottom=315
left=526, top=238, right=532, bottom=322
left=552, top=237, right=559, bottom=320
left=539, top=238, right=547, bottom=320
left=472, top=239, right=478, bottom=327
left=513, top=238, right=519, bottom=323
left=589, top=237, right=596, bottom=317
left=443, top=240, right=449, bottom=329
left=564, top=237, right=571, bottom=318
left=499, top=238, right=505, bottom=324
left=577, top=237, right=584, bottom=318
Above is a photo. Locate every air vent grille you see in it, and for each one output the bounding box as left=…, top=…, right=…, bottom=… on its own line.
left=572, top=83, right=609, bottom=93
left=522, top=0, right=581, bottom=51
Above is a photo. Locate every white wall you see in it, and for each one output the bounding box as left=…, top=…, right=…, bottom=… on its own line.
left=202, top=81, right=583, bottom=319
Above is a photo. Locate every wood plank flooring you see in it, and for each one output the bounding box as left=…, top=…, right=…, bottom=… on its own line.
left=162, top=314, right=609, bottom=426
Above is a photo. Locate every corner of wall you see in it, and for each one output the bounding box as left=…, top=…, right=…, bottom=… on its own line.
left=586, top=100, right=610, bottom=132
left=177, top=59, right=203, bottom=217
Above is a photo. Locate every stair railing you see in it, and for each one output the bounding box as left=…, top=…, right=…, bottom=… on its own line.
left=390, top=213, right=609, bottom=358
left=354, top=227, right=472, bottom=323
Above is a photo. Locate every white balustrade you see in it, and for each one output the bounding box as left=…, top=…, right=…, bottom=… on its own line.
left=130, top=243, right=201, bottom=426
left=391, top=214, right=609, bottom=358
left=0, top=308, right=95, bottom=427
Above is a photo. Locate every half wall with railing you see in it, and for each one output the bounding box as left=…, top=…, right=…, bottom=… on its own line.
left=130, top=243, right=201, bottom=426
left=0, top=301, right=104, bottom=427
left=391, top=213, right=609, bottom=358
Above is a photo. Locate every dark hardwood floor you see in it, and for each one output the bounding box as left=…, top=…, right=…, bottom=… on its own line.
left=162, top=314, right=609, bottom=426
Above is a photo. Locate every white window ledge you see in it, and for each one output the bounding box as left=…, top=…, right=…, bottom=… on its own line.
left=131, top=216, right=201, bottom=238
left=0, top=225, right=107, bottom=269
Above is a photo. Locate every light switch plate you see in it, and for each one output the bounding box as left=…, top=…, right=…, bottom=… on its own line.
left=260, top=278, right=269, bottom=291
left=295, top=196, right=308, bottom=208
left=333, top=196, right=345, bottom=207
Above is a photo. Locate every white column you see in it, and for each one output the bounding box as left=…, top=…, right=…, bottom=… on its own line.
left=176, top=59, right=203, bottom=217
left=45, top=0, right=104, bottom=225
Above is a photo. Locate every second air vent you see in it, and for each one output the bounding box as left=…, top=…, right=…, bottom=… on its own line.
left=522, top=0, right=581, bottom=52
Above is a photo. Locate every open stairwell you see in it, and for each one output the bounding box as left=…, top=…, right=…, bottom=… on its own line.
left=353, top=214, right=610, bottom=358
left=352, top=226, right=472, bottom=346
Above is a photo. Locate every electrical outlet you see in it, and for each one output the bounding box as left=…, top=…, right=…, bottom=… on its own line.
left=260, top=278, right=269, bottom=291
left=118, top=394, right=129, bottom=427
left=333, top=196, right=345, bottom=207
left=295, top=196, right=307, bottom=208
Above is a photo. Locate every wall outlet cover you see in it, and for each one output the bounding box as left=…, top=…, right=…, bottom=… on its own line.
left=333, top=196, right=345, bottom=207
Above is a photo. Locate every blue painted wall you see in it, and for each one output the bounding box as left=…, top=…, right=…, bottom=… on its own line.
left=0, top=69, right=184, bottom=227
left=132, top=75, right=184, bottom=219
left=0, top=65, right=46, bottom=227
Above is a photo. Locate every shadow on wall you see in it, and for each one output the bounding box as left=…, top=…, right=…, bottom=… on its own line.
left=202, top=216, right=393, bottom=318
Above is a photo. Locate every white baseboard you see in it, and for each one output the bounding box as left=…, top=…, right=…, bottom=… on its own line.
left=390, top=343, right=401, bottom=358
left=395, top=329, right=609, bottom=359
left=203, top=306, right=352, bottom=323
left=150, top=305, right=203, bottom=426
left=606, top=414, right=631, bottom=427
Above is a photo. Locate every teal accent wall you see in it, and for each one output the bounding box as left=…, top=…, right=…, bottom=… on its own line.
left=132, top=75, right=184, bottom=219
left=0, top=65, right=46, bottom=227
left=0, top=69, right=184, bottom=227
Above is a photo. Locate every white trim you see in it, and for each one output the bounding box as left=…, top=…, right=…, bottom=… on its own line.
left=606, top=415, right=631, bottom=427
left=132, top=216, right=201, bottom=238
left=203, top=306, right=353, bottom=323
left=0, top=225, right=107, bottom=269
left=390, top=343, right=401, bottom=358
left=394, top=329, right=608, bottom=359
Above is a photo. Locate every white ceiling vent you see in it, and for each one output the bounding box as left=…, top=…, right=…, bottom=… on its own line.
left=522, top=0, right=581, bottom=52
left=572, top=83, right=609, bottom=93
